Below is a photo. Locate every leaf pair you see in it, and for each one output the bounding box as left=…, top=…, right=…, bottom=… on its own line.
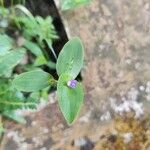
left=56, top=37, right=84, bottom=124
left=13, top=37, right=84, bottom=124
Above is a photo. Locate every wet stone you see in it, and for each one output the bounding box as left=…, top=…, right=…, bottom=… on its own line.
left=4, top=140, right=18, bottom=150
left=72, top=137, right=94, bottom=150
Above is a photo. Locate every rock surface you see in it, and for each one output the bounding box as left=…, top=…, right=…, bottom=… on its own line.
left=1, top=0, right=150, bottom=149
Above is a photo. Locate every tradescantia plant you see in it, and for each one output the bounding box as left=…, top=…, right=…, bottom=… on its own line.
left=13, top=37, right=84, bottom=124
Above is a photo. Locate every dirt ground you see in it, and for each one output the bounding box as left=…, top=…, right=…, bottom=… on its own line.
left=1, top=0, right=150, bottom=149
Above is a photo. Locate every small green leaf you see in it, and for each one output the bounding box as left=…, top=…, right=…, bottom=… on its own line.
left=13, top=70, right=53, bottom=92
left=56, top=37, right=84, bottom=78
left=0, top=49, right=25, bottom=76
left=46, top=61, right=56, bottom=69
left=34, top=55, right=47, bottom=66
left=46, top=39, right=57, bottom=59
left=0, top=34, right=14, bottom=56
left=17, top=15, right=58, bottom=45
left=24, top=40, right=42, bottom=56
left=34, top=55, right=56, bottom=69
left=57, top=73, right=84, bottom=124
left=61, top=0, right=91, bottom=10
left=3, top=110, right=26, bottom=124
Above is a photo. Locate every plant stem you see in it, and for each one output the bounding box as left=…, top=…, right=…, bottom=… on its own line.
left=11, top=0, right=13, bottom=7
left=10, top=0, right=16, bottom=20
left=0, top=0, right=4, bottom=7
left=40, top=43, right=50, bottom=61
left=46, top=39, right=57, bottom=60
left=49, top=45, right=57, bottom=60
left=49, top=78, right=57, bottom=87
left=0, top=100, right=36, bottom=107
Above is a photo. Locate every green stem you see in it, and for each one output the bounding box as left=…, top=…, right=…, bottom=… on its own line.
left=46, top=40, right=57, bottom=60
left=10, top=0, right=16, bottom=20
left=49, top=45, right=57, bottom=60
left=11, top=0, right=13, bottom=7
left=0, top=0, right=4, bottom=7
left=39, top=43, right=50, bottom=61
left=49, top=78, right=57, bottom=87
left=0, top=100, right=36, bottom=107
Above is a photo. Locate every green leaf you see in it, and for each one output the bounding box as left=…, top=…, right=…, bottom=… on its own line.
left=34, top=55, right=56, bottom=69
left=3, top=110, right=26, bottom=124
left=61, top=0, right=91, bottom=10
left=34, top=55, right=47, bottom=66
left=0, top=34, right=14, bottom=56
left=46, top=39, right=57, bottom=59
left=57, top=73, right=84, bottom=124
left=24, top=40, right=42, bottom=56
left=0, top=49, right=25, bottom=76
left=0, top=79, right=38, bottom=111
left=13, top=70, right=53, bottom=92
left=56, top=37, right=84, bottom=79
left=46, top=61, right=56, bottom=69
left=17, top=15, right=58, bottom=45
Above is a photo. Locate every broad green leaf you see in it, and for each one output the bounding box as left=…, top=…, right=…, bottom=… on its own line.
left=24, top=40, right=42, bottom=56
left=3, top=68, right=13, bottom=78
left=56, top=37, right=84, bottom=78
left=57, top=73, right=84, bottom=124
left=13, top=70, right=53, bottom=92
left=61, top=0, right=91, bottom=10
left=3, top=110, right=26, bottom=124
left=0, top=34, right=13, bottom=56
left=0, top=49, right=25, bottom=76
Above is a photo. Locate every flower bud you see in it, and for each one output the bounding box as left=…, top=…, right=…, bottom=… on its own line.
left=67, top=80, right=77, bottom=88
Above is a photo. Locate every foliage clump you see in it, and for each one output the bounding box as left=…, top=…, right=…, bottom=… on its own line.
left=0, top=2, right=58, bottom=126
left=0, top=1, right=85, bottom=126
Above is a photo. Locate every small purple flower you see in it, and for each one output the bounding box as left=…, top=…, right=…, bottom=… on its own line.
left=67, top=80, right=77, bottom=88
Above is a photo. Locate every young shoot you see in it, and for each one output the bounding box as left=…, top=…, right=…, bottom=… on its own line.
left=13, top=37, right=84, bottom=124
